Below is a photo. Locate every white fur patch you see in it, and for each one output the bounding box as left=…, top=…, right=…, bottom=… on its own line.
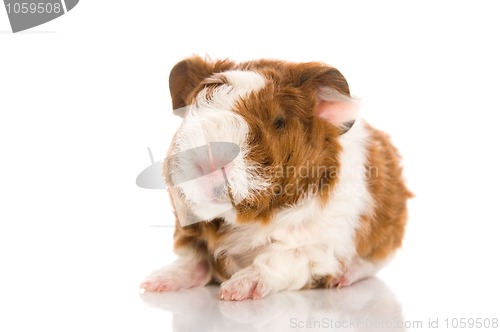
left=168, top=71, right=267, bottom=223
left=220, top=70, right=267, bottom=91
left=214, top=120, right=374, bottom=293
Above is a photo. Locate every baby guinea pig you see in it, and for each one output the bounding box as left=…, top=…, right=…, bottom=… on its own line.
left=140, top=56, right=412, bottom=301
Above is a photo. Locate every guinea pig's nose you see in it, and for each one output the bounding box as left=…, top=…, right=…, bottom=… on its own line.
left=194, top=157, right=216, bottom=176
left=192, top=142, right=241, bottom=176
left=167, top=143, right=241, bottom=186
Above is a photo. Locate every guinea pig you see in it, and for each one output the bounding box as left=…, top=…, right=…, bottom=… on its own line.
left=140, top=55, right=412, bottom=301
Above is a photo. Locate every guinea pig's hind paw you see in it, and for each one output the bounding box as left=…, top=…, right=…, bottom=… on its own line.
left=323, top=259, right=382, bottom=290
left=323, top=274, right=355, bottom=289
left=323, top=276, right=341, bottom=288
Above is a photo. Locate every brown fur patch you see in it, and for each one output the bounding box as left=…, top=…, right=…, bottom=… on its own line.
left=355, top=125, right=413, bottom=261
left=171, top=216, right=232, bottom=282
left=169, top=55, right=234, bottom=110
left=229, top=60, right=350, bottom=223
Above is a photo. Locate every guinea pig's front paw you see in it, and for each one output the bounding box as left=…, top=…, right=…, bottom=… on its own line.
left=219, top=267, right=270, bottom=301
left=140, top=260, right=210, bottom=292
left=140, top=273, right=183, bottom=292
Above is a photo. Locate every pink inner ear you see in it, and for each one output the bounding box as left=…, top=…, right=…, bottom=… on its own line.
left=315, top=90, right=360, bottom=127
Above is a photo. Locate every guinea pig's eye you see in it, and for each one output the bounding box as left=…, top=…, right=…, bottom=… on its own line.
left=273, top=117, right=286, bottom=130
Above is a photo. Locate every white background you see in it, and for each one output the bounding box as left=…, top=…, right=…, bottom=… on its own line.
left=1, top=1, right=500, bottom=331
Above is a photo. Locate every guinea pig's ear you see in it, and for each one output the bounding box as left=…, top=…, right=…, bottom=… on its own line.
left=315, top=86, right=361, bottom=134
left=169, top=56, right=234, bottom=117
left=300, top=66, right=360, bottom=134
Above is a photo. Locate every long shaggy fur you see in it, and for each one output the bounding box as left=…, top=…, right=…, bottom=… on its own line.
left=140, top=56, right=412, bottom=301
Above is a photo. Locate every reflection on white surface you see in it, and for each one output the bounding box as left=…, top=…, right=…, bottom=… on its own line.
left=141, top=278, right=406, bottom=332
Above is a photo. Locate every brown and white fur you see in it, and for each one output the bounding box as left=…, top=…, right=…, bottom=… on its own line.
left=140, top=56, right=412, bottom=301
